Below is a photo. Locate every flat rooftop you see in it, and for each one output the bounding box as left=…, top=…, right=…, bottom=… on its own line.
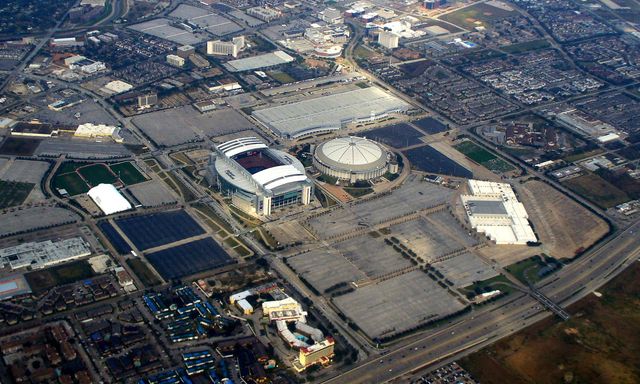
left=223, top=50, right=294, bottom=72
left=251, top=86, right=411, bottom=138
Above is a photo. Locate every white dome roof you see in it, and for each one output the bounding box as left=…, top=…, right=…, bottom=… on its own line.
left=319, top=136, right=384, bottom=166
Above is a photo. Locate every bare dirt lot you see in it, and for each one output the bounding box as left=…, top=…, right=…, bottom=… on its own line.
left=517, top=180, right=610, bottom=259
left=460, top=262, right=640, bottom=384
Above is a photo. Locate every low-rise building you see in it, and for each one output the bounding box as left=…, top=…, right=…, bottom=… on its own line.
left=75, top=123, right=123, bottom=142
left=166, top=54, right=185, bottom=67
left=247, top=6, right=281, bottom=22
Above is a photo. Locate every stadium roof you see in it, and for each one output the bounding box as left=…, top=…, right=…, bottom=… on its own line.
left=223, top=50, right=294, bottom=72
left=319, top=136, right=383, bottom=166
left=88, top=184, right=133, bottom=215
left=251, top=87, right=411, bottom=138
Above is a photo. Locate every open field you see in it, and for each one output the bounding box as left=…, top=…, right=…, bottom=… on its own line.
left=562, top=173, right=629, bottom=209
left=334, top=270, right=466, bottom=340
left=517, top=180, right=610, bottom=259
left=25, top=260, right=95, bottom=294
left=0, top=180, right=34, bottom=209
left=460, top=262, right=640, bottom=384
left=53, top=172, right=89, bottom=196
left=454, top=140, right=514, bottom=173
left=126, top=258, right=161, bottom=287
left=78, top=163, right=118, bottom=186
left=500, top=39, right=550, bottom=54
left=440, top=2, right=516, bottom=29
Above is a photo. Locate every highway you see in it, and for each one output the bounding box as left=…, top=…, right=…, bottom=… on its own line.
left=322, top=221, right=640, bottom=384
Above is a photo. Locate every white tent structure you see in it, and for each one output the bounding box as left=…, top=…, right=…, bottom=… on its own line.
left=87, top=183, right=132, bottom=215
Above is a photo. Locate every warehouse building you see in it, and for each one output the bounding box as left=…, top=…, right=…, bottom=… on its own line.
left=207, top=137, right=313, bottom=216
left=223, top=50, right=294, bottom=72
left=75, top=123, right=123, bottom=142
left=251, top=86, right=411, bottom=139
left=461, top=180, right=537, bottom=245
left=313, top=136, right=396, bottom=182
left=0, top=238, right=91, bottom=270
left=87, top=183, right=133, bottom=215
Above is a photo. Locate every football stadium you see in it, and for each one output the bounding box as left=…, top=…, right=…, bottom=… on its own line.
left=207, top=137, right=313, bottom=216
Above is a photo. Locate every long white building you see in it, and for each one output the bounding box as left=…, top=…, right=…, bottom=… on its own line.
left=461, top=180, right=537, bottom=245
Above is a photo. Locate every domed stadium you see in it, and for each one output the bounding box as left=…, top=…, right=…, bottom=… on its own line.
left=313, top=136, right=394, bottom=182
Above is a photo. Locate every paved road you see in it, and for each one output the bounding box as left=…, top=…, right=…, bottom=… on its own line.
left=322, top=222, right=640, bottom=384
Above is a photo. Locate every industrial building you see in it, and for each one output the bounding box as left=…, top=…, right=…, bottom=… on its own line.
left=461, top=180, right=537, bottom=245
left=103, top=80, right=133, bottom=94
left=87, top=184, right=133, bottom=215
left=206, top=36, right=245, bottom=58
left=313, top=136, right=396, bottom=182
left=75, top=123, right=123, bottom=142
left=0, top=238, right=91, bottom=270
left=223, top=50, right=294, bottom=72
left=207, top=137, right=313, bottom=216
left=246, top=6, right=281, bottom=22
left=251, top=86, right=411, bottom=139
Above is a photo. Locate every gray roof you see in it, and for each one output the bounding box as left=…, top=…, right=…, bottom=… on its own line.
left=223, top=50, right=294, bottom=72
left=252, top=87, right=410, bottom=138
left=467, top=200, right=508, bottom=216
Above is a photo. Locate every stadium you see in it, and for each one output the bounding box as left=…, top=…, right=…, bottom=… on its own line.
left=208, top=137, right=313, bottom=216
left=313, top=136, right=396, bottom=182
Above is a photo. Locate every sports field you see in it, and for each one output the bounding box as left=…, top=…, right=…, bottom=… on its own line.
left=454, top=140, right=514, bottom=173
left=0, top=180, right=34, bottom=208
left=146, top=238, right=234, bottom=280
left=53, top=161, right=147, bottom=196
left=115, top=210, right=205, bottom=251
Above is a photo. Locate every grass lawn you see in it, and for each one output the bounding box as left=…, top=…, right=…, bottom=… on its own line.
left=354, top=45, right=374, bottom=59
left=440, top=2, right=516, bottom=29
left=126, top=258, right=161, bottom=287
left=343, top=187, right=374, bottom=198
left=504, top=255, right=559, bottom=285
left=459, top=262, right=640, bottom=384
left=454, top=140, right=515, bottom=172
left=0, top=180, right=34, bottom=209
left=78, top=163, right=118, bottom=186
left=562, top=173, right=629, bottom=209
left=267, top=70, right=296, bottom=84
left=57, top=161, right=85, bottom=174
left=563, top=149, right=604, bottom=163
left=53, top=172, right=90, bottom=196
left=500, top=39, right=550, bottom=54
left=460, top=274, right=514, bottom=297
left=110, top=162, right=147, bottom=185
left=25, top=260, right=95, bottom=294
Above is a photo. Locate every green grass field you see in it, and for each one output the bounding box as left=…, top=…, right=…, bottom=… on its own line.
left=78, top=163, right=118, bottom=186
left=0, top=180, right=34, bottom=209
left=126, top=258, right=161, bottom=287
left=53, top=173, right=90, bottom=196
left=344, top=187, right=374, bottom=198
left=504, top=256, right=558, bottom=285
left=454, top=140, right=515, bottom=173
left=110, top=162, right=146, bottom=185
left=25, top=260, right=95, bottom=294
left=563, top=173, right=629, bottom=209
left=460, top=274, right=514, bottom=297
left=501, top=39, right=550, bottom=54
left=267, top=71, right=296, bottom=84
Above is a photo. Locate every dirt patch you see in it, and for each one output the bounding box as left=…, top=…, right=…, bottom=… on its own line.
left=460, top=262, right=640, bottom=384
left=517, top=180, right=610, bottom=259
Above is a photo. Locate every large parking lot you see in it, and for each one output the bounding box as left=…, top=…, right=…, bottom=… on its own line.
left=434, top=252, right=497, bottom=287
left=0, top=205, right=81, bottom=236
left=169, top=4, right=242, bottom=36
left=308, top=175, right=454, bottom=239
left=390, top=211, right=477, bottom=261
left=333, top=270, right=466, bottom=339
left=334, top=236, right=414, bottom=278
left=132, top=106, right=256, bottom=147
left=128, top=18, right=206, bottom=45
left=146, top=238, right=234, bottom=280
